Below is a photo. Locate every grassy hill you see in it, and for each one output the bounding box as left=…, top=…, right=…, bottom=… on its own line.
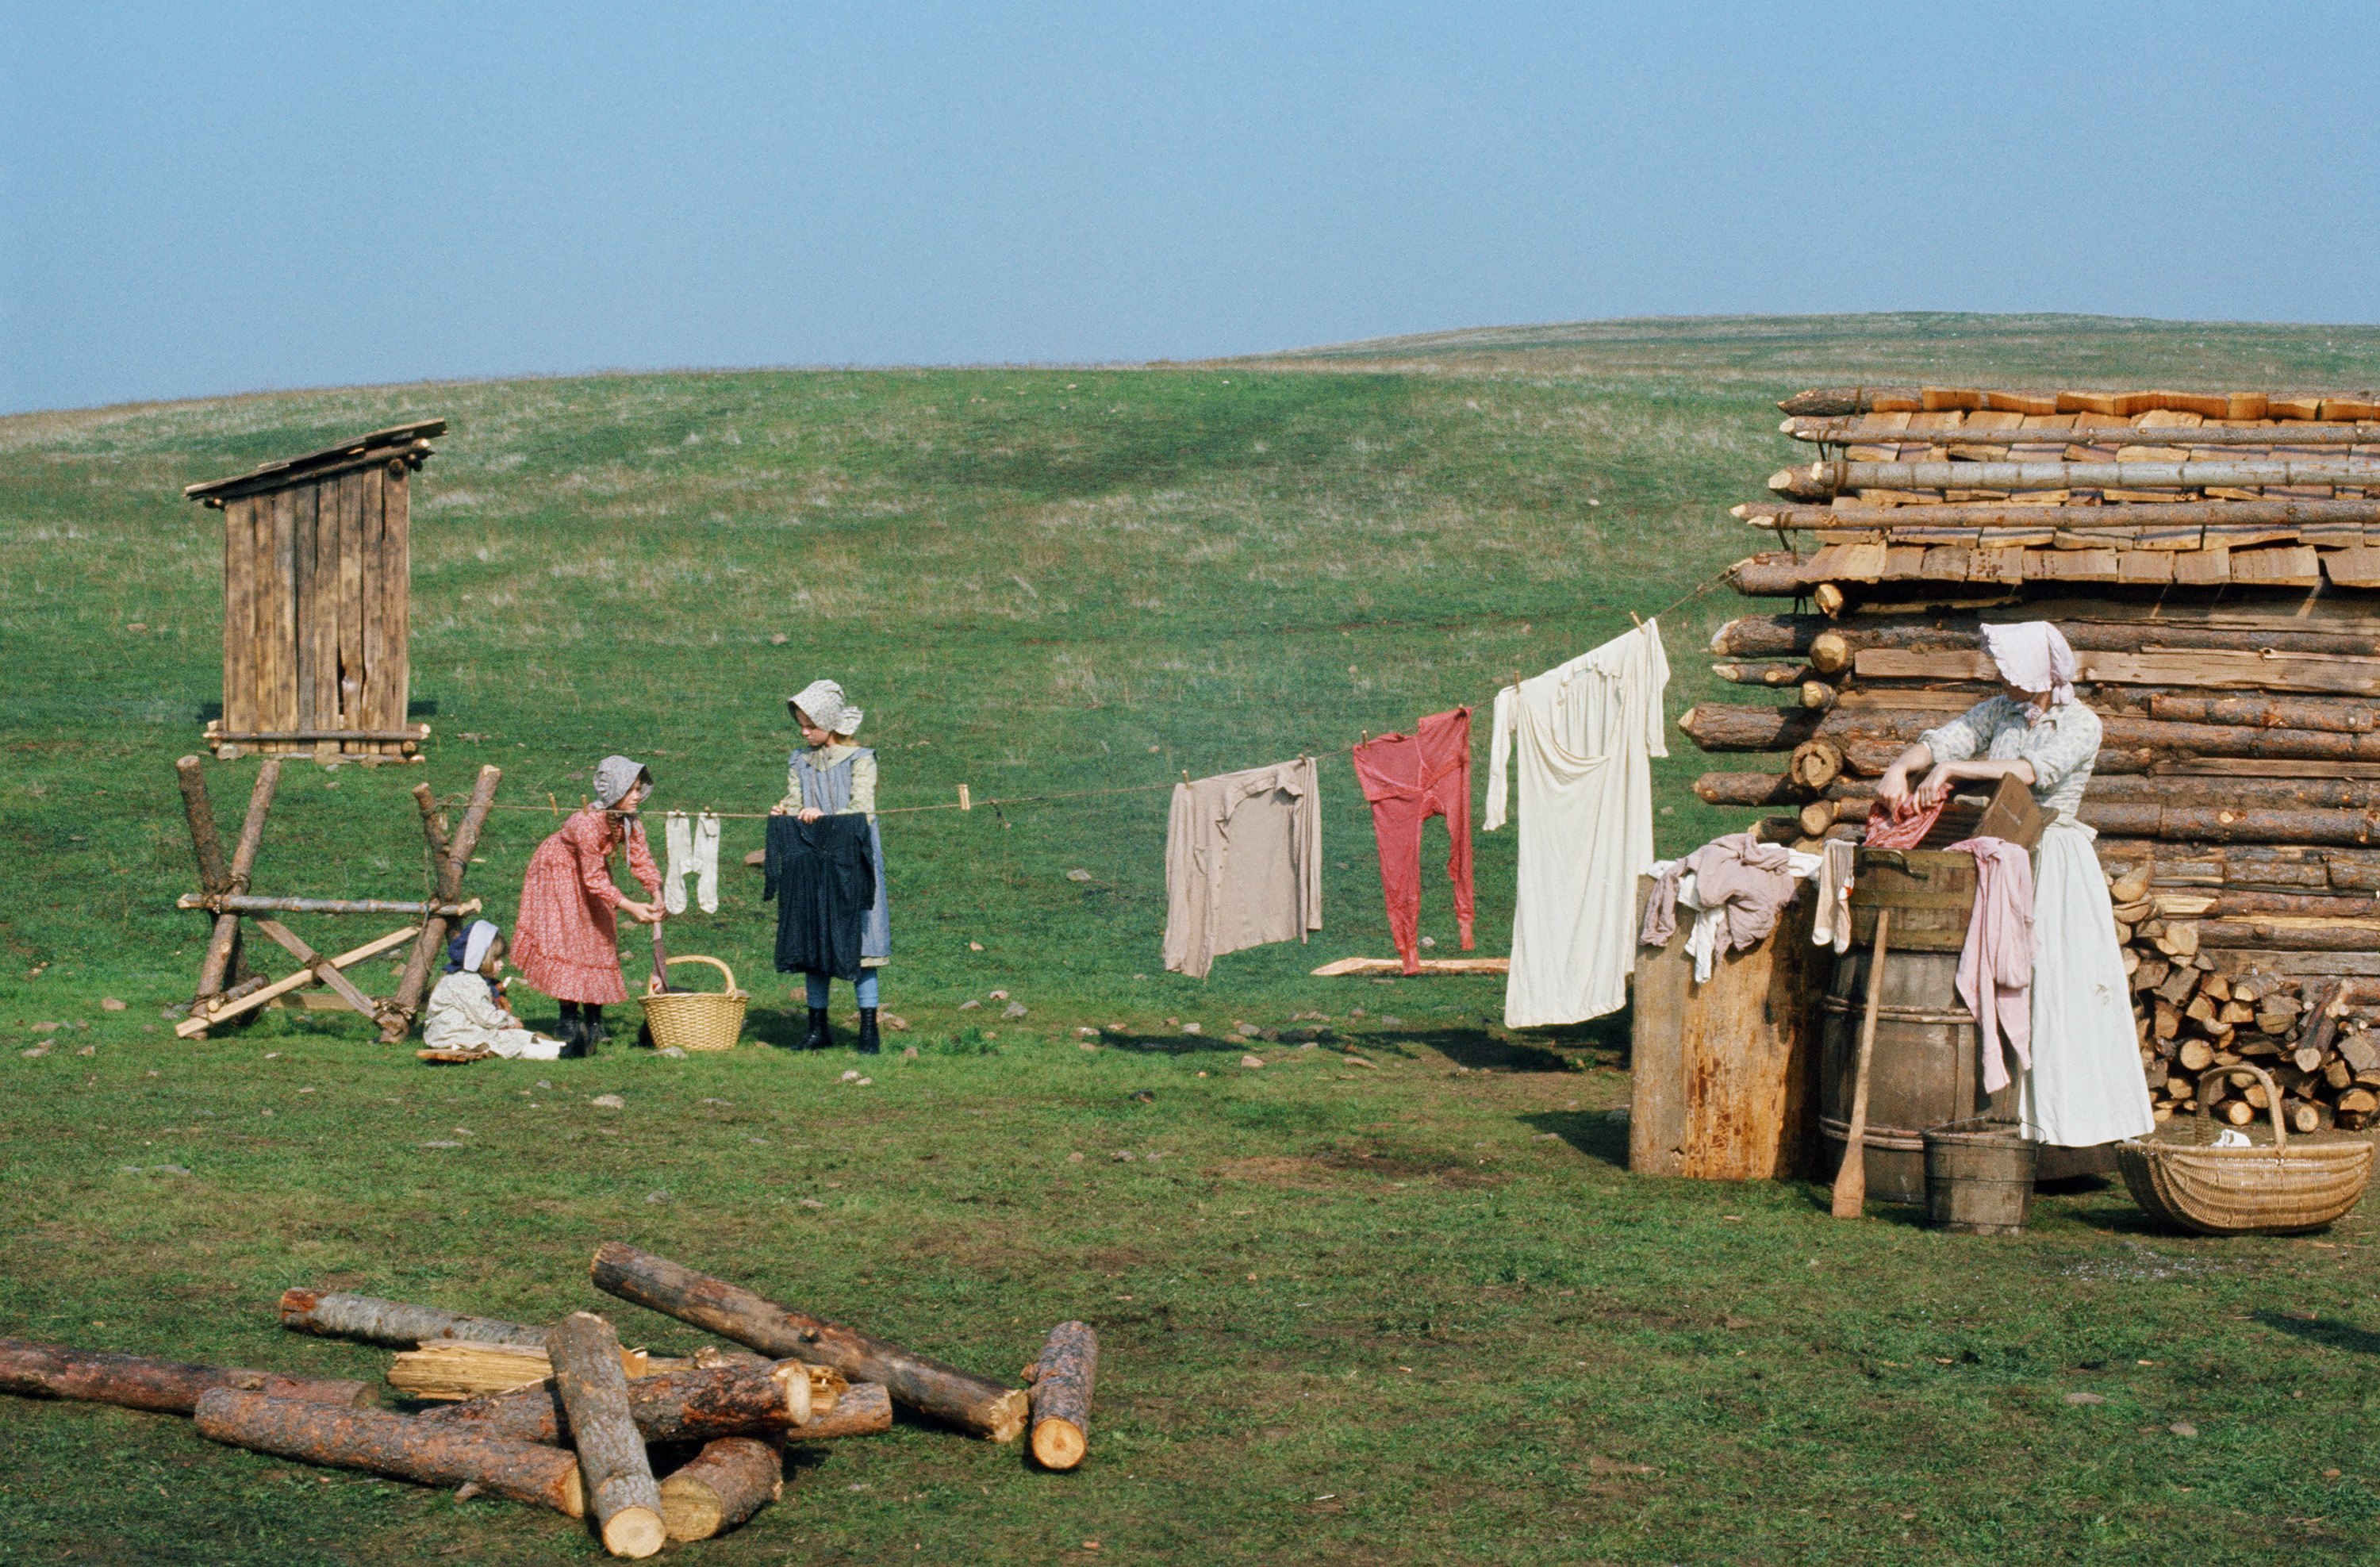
left=5, top=314, right=2380, bottom=1563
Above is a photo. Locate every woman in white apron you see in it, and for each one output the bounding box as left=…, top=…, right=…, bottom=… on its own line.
left=1873, top=622, right=2154, bottom=1148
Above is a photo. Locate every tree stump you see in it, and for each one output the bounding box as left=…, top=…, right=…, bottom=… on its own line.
left=590, top=1242, right=1027, bottom=1442
left=419, top=1358, right=813, bottom=1445
left=547, top=1312, right=665, bottom=1558
left=0, top=1337, right=369, bottom=1415
left=192, top=1388, right=584, bottom=1515
left=1023, top=1321, right=1097, bottom=1471
left=658, top=1437, right=782, bottom=1542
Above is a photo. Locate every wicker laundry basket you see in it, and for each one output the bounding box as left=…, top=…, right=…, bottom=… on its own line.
left=2117, top=1064, right=2374, bottom=1235
left=639, top=955, right=747, bottom=1053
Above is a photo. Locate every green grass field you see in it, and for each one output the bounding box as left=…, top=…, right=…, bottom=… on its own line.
left=6, top=313, right=2380, bottom=1563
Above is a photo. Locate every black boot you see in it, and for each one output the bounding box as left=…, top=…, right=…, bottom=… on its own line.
left=857, top=1008, right=881, bottom=1055
left=584, top=1004, right=608, bottom=1052
left=804, top=1008, right=831, bottom=1050
left=555, top=1002, right=587, bottom=1059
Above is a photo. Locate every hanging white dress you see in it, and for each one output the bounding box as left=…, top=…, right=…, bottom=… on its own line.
left=1485, top=620, right=1669, bottom=1027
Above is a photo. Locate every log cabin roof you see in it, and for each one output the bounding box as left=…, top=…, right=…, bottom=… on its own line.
left=184, top=420, right=445, bottom=505
left=1744, top=388, right=2380, bottom=593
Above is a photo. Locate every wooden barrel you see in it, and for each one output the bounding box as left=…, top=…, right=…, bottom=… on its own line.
left=1822, top=850, right=2010, bottom=1204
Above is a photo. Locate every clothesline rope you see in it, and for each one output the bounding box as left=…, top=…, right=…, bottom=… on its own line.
left=461, top=574, right=1735, bottom=824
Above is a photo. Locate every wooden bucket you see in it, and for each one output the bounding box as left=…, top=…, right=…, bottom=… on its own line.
left=1922, top=1118, right=2038, bottom=1235
left=1823, top=849, right=2006, bottom=1204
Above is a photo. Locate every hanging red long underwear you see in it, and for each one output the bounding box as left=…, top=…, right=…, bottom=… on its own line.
left=1352, top=707, right=1476, bottom=975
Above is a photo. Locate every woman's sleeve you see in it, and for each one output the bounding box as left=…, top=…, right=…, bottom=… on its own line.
left=844, top=754, right=877, bottom=816
left=568, top=814, right=626, bottom=908
left=625, top=819, right=662, bottom=894
left=780, top=758, right=805, bottom=813
left=2025, top=705, right=2102, bottom=794
left=1917, top=700, right=1992, bottom=766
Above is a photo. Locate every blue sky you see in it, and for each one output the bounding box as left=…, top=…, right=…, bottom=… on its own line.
left=5, top=3, right=2375, bottom=413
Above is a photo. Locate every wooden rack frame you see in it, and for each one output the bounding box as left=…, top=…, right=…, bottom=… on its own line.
left=173, top=758, right=501, bottom=1041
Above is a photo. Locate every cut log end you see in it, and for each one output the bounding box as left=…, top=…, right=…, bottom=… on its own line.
left=988, top=1387, right=1031, bottom=1443
left=1031, top=1417, right=1088, bottom=1470
left=601, top=1505, right=667, bottom=1559
left=658, top=1437, right=783, bottom=1542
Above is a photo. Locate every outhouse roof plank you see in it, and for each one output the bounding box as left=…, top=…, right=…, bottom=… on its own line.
left=184, top=419, right=445, bottom=502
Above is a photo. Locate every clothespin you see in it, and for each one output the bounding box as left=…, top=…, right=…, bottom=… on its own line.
left=547, top=792, right=558, bottom=817
left=958, top=784, right=973, bottom=812
left=1629, top=610, right=1645, bottom=628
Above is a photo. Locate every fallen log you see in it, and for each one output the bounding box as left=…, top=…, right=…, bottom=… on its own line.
left=659, top=1437, right=781, bottom=1542
left=789, top=1379, right=892, bottom=1442
left=547, top=1312, right=665, bottom=1559
left=275, top=1289, right=547, bottom=1350
left=418, top=1358, right=816, bottom=1445
left=193, top=1388, right=584, bottom=1516
left=389, top=1339, right=669, bottom=1401
left=1023, top=1322, right=1097, bottom=1473
left=589, top=1242, right=1027, bottom=1442
left=0, top=1337, right=370, bottom=1415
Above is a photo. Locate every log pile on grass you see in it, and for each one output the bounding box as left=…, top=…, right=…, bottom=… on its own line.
left=3, top=1249, right=1093, bottom=1553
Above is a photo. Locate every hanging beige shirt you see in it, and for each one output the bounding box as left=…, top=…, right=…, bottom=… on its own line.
left=1161, top=758, right=1323, bottom=979
left=1484, top=620, right=1669, bottom=1027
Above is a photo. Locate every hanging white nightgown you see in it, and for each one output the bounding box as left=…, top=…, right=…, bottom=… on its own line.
left=1485, top=620, right=1670, bottom=1027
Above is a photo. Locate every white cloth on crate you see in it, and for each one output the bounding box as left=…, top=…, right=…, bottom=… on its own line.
left=2018, top=817, right=2155, bottom=1147
left=1811, top=838, right=1856, bottom=955
left=1486, top=621, right=1669, bottom=1026
left=1644, top=847, right=1822, bottom=984
left=662, top=811, right=720, bottom=916
left=422, top=972, right=565, bottom=1060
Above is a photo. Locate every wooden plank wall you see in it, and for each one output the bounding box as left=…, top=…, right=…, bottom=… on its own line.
left=223, top=463, right=412, bottom=754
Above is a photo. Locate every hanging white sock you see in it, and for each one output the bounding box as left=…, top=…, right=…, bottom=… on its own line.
left=662, top=811, right=693, bottom=916
left=694, top=812, right=720, bottom=914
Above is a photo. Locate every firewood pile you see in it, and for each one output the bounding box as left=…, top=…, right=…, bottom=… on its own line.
left=1687, top=382, right=2380, bottom=1132
left=0, top=1245, right=1096, bottom=1557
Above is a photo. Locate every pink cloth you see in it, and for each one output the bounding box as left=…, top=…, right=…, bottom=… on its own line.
left=512, top=805, right=662, bottom=1004
left=1641, top=832, right=1797, bottom=954
left=1950, top=835, right=2036, bottom=1095
left=1862, top=796, right=1946, bottom=851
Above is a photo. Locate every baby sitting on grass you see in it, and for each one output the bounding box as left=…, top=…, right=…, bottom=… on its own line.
left=422, top=920, right=566, bottom=1060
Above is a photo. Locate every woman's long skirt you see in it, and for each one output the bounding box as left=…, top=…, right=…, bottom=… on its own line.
left=2019, top=817, right=2156, bottom=1146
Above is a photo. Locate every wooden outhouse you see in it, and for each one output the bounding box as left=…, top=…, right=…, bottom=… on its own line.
left=184, top=420, right=443, bottom=759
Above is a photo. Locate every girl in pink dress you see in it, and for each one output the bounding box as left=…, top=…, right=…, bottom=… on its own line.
left=511, top=755, right=663, bottom=1055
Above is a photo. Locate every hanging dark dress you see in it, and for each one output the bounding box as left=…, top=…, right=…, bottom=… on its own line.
left=762, top=814, right=875, bottom=981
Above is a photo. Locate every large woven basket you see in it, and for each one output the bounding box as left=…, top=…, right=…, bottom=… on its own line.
left=639, top=955, right=747, bottom=1053
left=2117, top=1064, right=2374, bottom=1235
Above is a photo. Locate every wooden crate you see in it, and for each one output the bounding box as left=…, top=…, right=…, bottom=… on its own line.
left=1630, top=881, right=1824, bottom=1181
left=185, top=421, right=443, bottom=759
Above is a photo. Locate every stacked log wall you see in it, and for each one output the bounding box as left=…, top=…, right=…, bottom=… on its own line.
left=1688, top=382, right=2380, bottom=1131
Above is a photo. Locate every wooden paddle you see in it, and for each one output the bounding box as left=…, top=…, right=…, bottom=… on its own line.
left=1831, top=908, right=1892, bottom=1219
